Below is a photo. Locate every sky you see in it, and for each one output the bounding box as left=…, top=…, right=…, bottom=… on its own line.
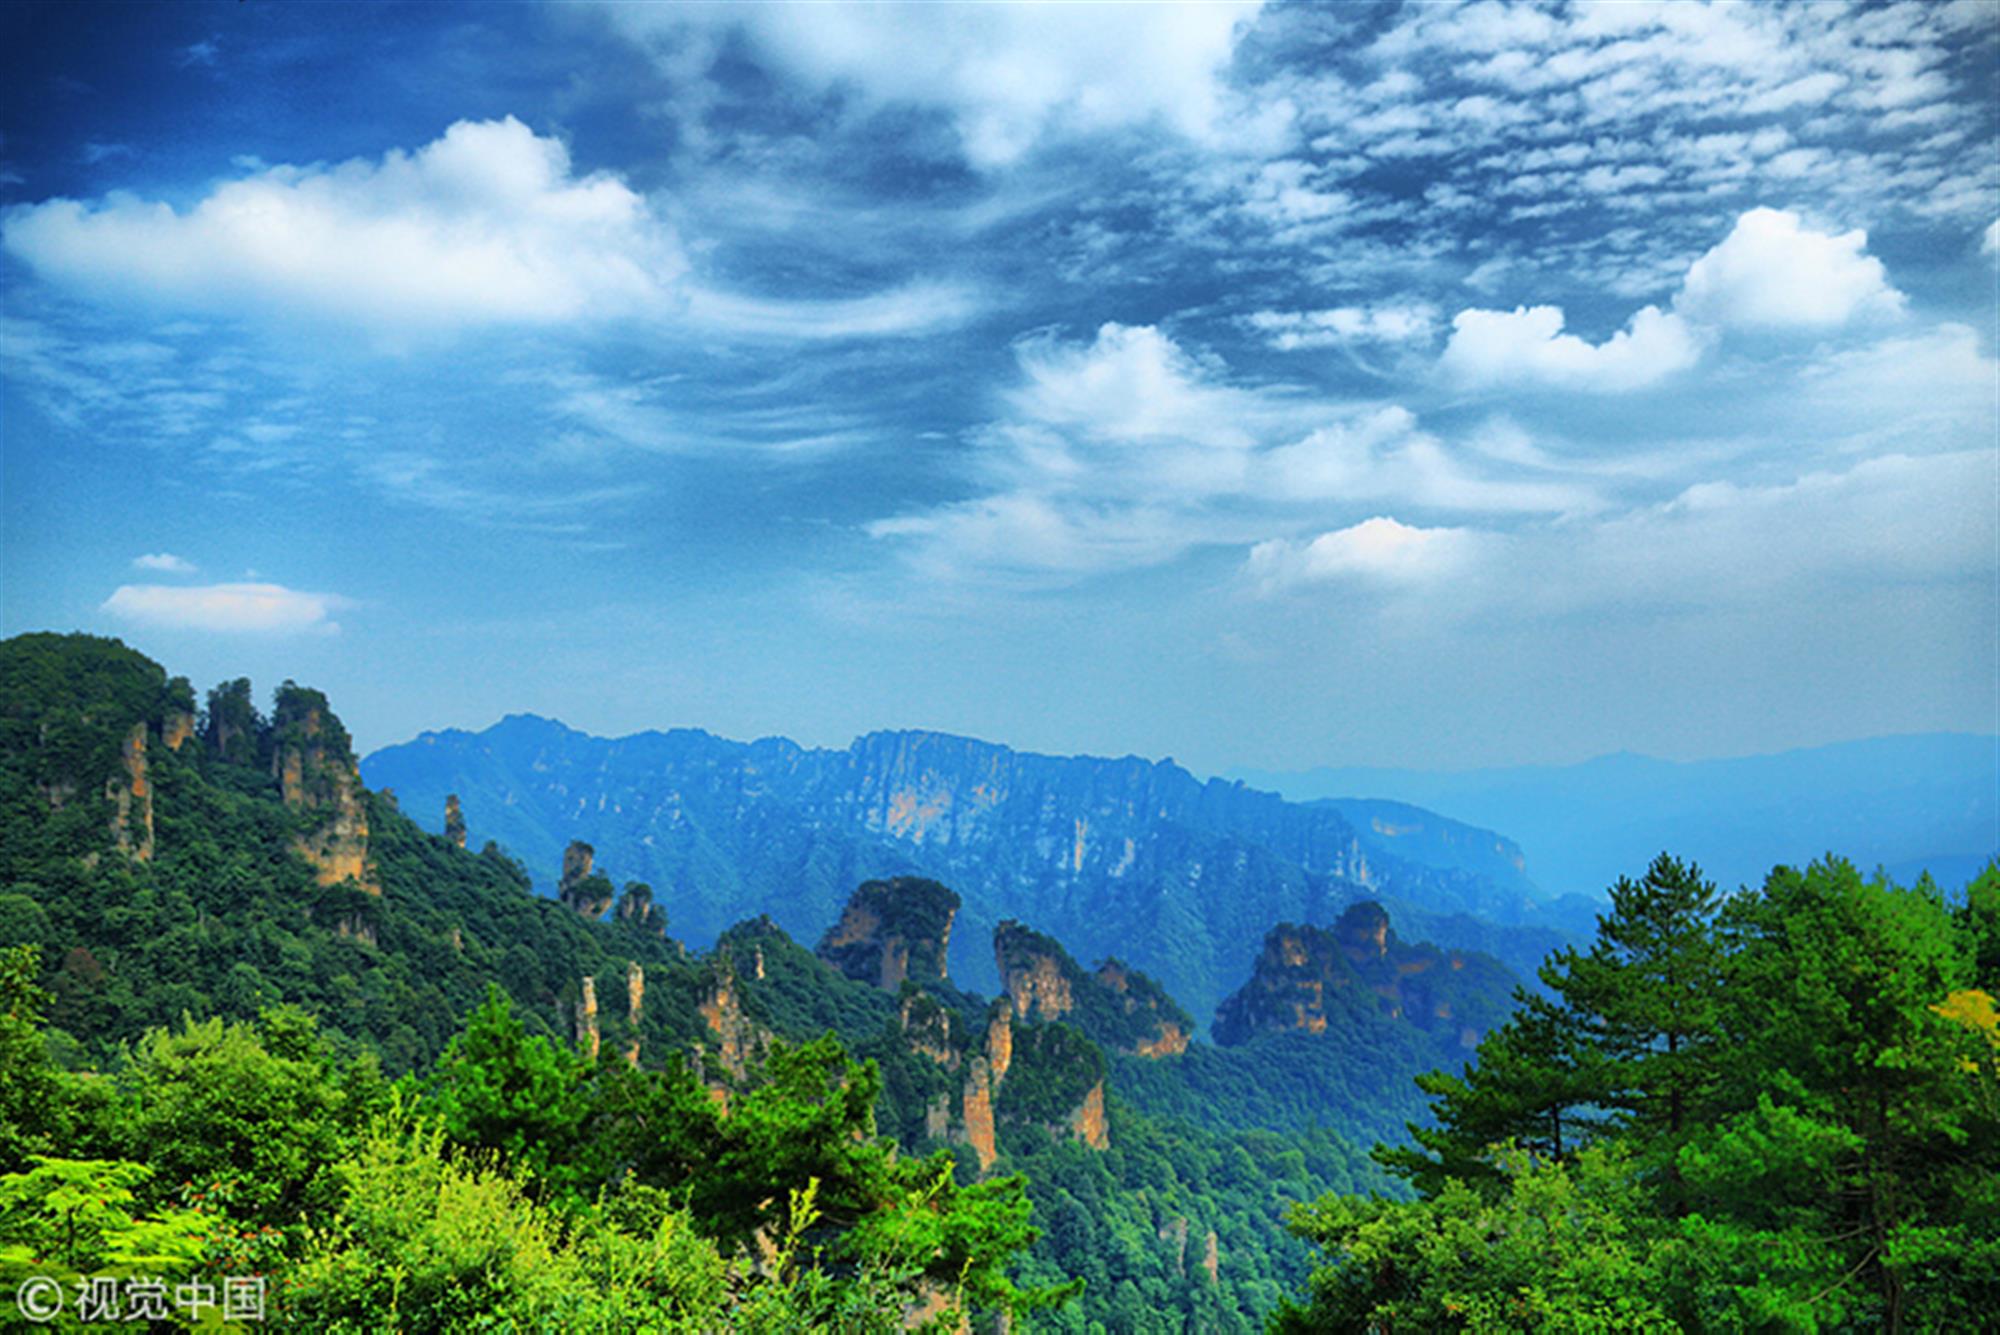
left=1, top=0, right=1996, bottom=775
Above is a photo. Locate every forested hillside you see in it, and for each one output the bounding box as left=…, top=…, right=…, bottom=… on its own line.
left=1, top=632, right=1479, bottom=1330
left=363, top=714, right=1585, bottom=1022
left=1276, top=854, right=2000, bottom=1331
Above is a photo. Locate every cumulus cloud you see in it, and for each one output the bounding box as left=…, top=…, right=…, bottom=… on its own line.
left=1439, top=208, right=1906, bottom=393
left=2, top=117, right=975, bottom=342
left=131, top=552, right=196, bottom=574
left=1248, top=516, right=1480, bottom=592
left=604, top=1, right=1264, bottom=167
left=3, top=118, right=684, bottom=333
left=1439, top=303, right=1705, bottom=392
left=1676, top=207, right=1905, bottom=330
left=102, top=582, right=351, bottom=634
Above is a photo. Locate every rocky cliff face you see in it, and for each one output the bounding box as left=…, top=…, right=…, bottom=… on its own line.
left=995, top=921, right=1075, bottom=1023
left=816, top=877, right=958, bottom=989
left=161, top=709, right=195, bottom=753
left=616, top=882, right=666, bottom=935
left=444, top=794, right=466, bottom=848
left=106, top=721, right=153, bottom=862
left=576, top=975, right=601, bottom=1061
left=1095, top=960, right=1190, bottom=1058
left=696, top=954, right=764, bottom=1082
left=1212, top=902, right=1513, bottom=1051
left=558, top=840, right=615, bottom=918
left=270, top=686, right=375, bottom=893
left=995, top=921, right=1193, bottom=1059
left=625, top=961, right=645, bottom=1066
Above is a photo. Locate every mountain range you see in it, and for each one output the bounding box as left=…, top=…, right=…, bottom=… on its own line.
left=362, top=715, right=1588, bottom=1029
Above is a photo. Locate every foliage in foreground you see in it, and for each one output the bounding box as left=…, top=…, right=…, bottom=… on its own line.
left=1277, top=855, right=2000, bottom=1333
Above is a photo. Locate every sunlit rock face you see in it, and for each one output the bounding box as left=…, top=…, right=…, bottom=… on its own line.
left=1213, top=902, right=1509, bottom=1053
left=996, top=921, right=1194, bottom=1058
left=270, top=686, right=375, bottom=893
left=107, top=722, right=153, bottom=863
left=816, top=877, right=959, bottom=989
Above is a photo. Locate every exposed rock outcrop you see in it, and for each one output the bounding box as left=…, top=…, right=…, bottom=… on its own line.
left=816, top=877, right=959, bottom=990
left=161, top=709, right=195, bottom=753
left=1067, top=1080, right=1109, bottom=1150
left=996, top=922, right=1192, bottom=1058
left=995, top=921, right=1074, bottom=1022
left=444, top=794, right=466, bottom=848
left=270, top=685, right=374, bottom=893
left=1212, top=902, right=1512, bottom=1052
left=625, top=961, right=644, bottom=1067
left=577, top=975, right=600, bottom=1061
left=1201, top=1229, right=1220, bottom=1284
left=697, top=955, right=763, bottom=1082
left=985, top=999, right=1013, bottom=1086
left=900, top=991, right=957, bottom=1068
left=615, top=882, right=666, bottom=935
left=106, top=722, right=153, bottom=862
left=558, top=840, right=615, bottom=918
left=1093, top=958, right=1191, bottom=1058
left=958, top=1056, right=998, bottom=1172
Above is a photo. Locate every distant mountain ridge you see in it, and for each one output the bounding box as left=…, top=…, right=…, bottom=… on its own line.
left=1232, top=733, right=2000, bottom=902
left=363, top=715, right=1583, bottom=1027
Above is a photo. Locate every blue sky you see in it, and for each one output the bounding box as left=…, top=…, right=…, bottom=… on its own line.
left=2, top=0, right=1996, bottom=774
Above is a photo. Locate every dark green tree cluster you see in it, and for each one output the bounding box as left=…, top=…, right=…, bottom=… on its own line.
left=1279, top=853, right=2000, bottom=1332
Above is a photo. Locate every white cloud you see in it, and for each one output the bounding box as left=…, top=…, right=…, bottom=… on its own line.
left=1676, top=207, right=1905, bottom=330
left=1438, top=208, right=1907, bottom=394
left=3, top=117, right=974, bottom=342
left=1439, top=303, right=1705, bottom=392
left=4, top=118, right=685, bottom=333
left=1247, top=302, right=1439, bottom=350
left=102, top=582, right=351, bottom=634
left=1248, top=517, right=1480, bottom=592
left=131, top=552, right=196, bottom=574
left=1983, top=218, right=1999, bottom=256
left=603, top=1, right=1264, bottom=167
left=870, top=324, right=1596, bottom=583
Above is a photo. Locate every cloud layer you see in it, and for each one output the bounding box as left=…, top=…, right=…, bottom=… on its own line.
left=604, top=1, right=1264, bottom=166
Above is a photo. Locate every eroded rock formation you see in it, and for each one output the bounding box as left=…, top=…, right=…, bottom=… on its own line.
left=1212, top=902, right=1511, bottom=1053
left=270, top=685, right=375, bottom=893
left=697, top=954, right=763, bottom=1081
left=558, top=840, right=615, bottom=918
left=576, top=975, right=600, bottom=1061
left=106, top=722, right=153, bottom=862
left=816, top=877, right=959, bottom=990
left=997, top=922, right=1192, bottom=1058
left=625, top=961, right=645, bottom=1066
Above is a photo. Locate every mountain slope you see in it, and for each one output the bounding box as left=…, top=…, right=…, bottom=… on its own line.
left=363, top=715, right=1580, bottom=1025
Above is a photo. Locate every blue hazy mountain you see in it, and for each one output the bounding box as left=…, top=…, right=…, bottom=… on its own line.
left=1231, top=733, right=1999, bottom=902
left=363, top=717, right=1586, bottom=1027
